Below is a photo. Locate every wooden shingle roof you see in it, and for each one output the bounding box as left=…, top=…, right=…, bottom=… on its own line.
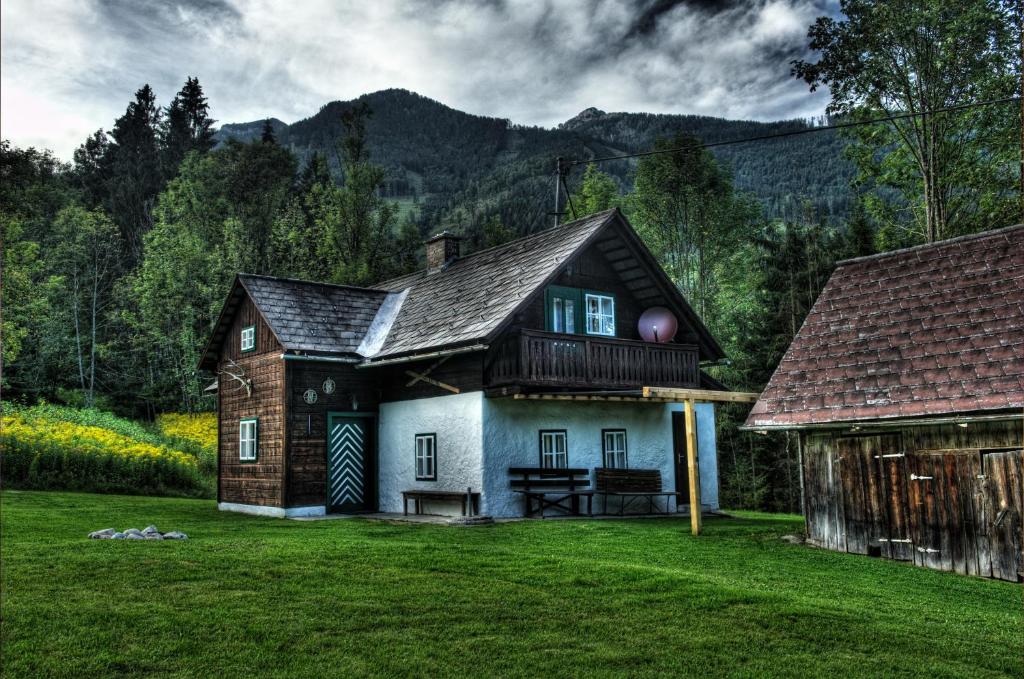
left=370, top=210, right=614, bottom=358
left=745, top=224, right=1024, bottom=429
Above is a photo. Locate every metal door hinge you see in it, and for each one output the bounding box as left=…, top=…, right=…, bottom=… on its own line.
left=910, top=473, right=933, bottom=481
left=874, top=453, right=905, bottom=459
left=916, top=547, right=940, bottom=554
left=878, top=538, right=912, bottom=543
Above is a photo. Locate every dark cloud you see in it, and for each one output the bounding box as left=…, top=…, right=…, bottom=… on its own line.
left=1, top=0, right=839, bottom=158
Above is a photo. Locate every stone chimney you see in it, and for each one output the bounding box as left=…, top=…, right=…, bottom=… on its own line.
left=425, top=231, right=462, bottom=269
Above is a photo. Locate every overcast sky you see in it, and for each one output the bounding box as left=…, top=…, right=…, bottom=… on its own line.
left=1, top=0, right=838, bottom=160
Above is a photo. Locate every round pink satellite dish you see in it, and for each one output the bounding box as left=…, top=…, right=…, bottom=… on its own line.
left=638, top=307, right=678, bottom=343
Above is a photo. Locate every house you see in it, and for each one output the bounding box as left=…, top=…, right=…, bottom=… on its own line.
left=199, top=209, right=734, bottom=520
left=744, top=224, right=1024, bottom=581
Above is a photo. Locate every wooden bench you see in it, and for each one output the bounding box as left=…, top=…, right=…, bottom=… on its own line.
left=595, top=468, right=680, bottom=515
left=509, top=467, right=594, bottom=518
left=402, top=489, right=480, bottom=517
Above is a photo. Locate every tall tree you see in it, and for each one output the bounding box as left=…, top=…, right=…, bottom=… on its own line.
left=314, top=102, right=398, bottom=285
left=631, top=135, right=758, bottom=326
left=160, top=77, right=216, bottom=178
left=71, top=129, right=111, bottom=210
left=261, top=119, right=277, bottom=144
left=48, top=207, right=122, bottom=407
left=793, top=0, right=1020, bottom=243
left=105, top=84, right=163, bottom=263
left=568, top=163, right=621, bottom=218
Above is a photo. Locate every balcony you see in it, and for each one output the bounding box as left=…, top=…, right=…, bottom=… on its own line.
left=486, top=329, right=700, bottom=391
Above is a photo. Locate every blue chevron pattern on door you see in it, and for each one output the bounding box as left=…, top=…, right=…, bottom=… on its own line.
left=328, top=420, right=365, bottom=509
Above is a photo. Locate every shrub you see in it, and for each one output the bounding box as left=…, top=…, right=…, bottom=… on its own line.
left=0, top=404, right=212, bottom=498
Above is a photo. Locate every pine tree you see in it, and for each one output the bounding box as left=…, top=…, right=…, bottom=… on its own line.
left=261, top=119, right=277, bottom=144
left=71, top=129, right=110, bottom=209
left=160, top=77, right=216, bottom=178
left=105, top=84, right=163, bottom=264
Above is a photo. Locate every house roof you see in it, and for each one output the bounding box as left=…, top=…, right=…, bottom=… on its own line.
left=197, top=275, right=388, bottom=369
left=370, top=210, right=608, bottom=358
left=200, top=209, right=725, bottom=368
left=744, top=224, right=1024, bottom=429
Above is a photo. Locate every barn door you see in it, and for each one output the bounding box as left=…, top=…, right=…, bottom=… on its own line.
left=906, top=451, right=984, bottom=574
left=982, top=451, right=1023, bottom=582
left=327, top=415, right=374, bottom=513
left=837, top=434, right=903, bottom=556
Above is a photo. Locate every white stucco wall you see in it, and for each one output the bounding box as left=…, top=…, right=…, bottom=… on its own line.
left=481, top=399, right=717, bottom=518
left=376, top=391, right=484, bottom=514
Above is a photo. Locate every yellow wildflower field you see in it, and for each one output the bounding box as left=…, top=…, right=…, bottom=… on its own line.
left=157, top=412, right=217, bottom=452
left=1, top=414, right=196, bottom=467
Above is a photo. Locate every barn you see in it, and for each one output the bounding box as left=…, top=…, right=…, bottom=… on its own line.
left=744, top=224, right=1024, bottom=581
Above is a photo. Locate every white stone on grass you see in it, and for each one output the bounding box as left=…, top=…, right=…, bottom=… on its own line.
left=88, top=528, right=116, bottom=539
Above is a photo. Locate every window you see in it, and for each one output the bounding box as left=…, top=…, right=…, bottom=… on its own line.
left=539, top=430, right=568, bottom=469
left=585, top=293, right=615, bottom=336
left=239, top=418, right=258, bottom=461
left=545, top=286, right=579, bottom=334
left=602, top=429, right=627, bottom=468
left=415, top=434, right=436, bottom=480
left=240, top=325, right=255, bottom=352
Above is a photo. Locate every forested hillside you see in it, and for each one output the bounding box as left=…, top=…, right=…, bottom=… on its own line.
left=215, top=89, right=856, bottom=235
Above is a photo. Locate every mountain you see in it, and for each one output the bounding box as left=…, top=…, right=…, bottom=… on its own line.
left=215, top=89, right=855, bottom=239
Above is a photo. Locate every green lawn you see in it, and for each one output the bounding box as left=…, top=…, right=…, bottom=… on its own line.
left=1, top=491, right=1020, bottom=678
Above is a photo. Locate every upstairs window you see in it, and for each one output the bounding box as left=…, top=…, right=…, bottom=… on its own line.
left=539, top=430, right=568, bottom=469
left=602, top=429, right=628, bottom=468
left=415, top=434, right=436, bottom=481
left=239, top=418, right=258, bottom=462
left=585, top=293, right=615, bottom=336
left=240, top=325, right=256, bottom=352
left=545, top=286, right=579, bottom=334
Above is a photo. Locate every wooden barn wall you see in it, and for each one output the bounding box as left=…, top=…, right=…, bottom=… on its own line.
left=801, top=419, right=1024, bottom=581
left=218, top=296, right=285, bottom=506
left=285, top=362, right=380, bottom=508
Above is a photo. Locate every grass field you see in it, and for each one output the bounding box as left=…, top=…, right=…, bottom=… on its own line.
left=1, top=491, right=1020, bottom=678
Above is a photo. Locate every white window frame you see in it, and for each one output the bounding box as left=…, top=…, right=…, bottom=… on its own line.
left=415, top=433, right=436, bottom=481
left=239, top=418, right=258, bottom=462
left=240, top=325, right=256, bottom=352
left=584, top=293, right=615, bottom=337
left=539, top=430, right=568, bottom=469
left=602, top=429, right=628, bottom=469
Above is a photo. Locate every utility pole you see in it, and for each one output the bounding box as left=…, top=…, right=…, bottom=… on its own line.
left=553, top=156, right=566, bottom=227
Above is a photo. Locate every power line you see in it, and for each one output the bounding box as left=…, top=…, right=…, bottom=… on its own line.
left=566, top=95, right=1022, bottom=167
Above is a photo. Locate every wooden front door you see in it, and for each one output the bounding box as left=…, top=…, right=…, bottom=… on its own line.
left=672, top=411, right=690, bottom=510
left=327, top=415, right=374, bottom=513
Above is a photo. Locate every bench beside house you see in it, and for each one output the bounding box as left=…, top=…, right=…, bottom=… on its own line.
left=199, top=209, right=730, bottom=521
left=743, top=224, right=1024, bottom=581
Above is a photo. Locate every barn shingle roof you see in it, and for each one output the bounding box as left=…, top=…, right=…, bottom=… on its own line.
left=744, top=224, right=1024, bottom=429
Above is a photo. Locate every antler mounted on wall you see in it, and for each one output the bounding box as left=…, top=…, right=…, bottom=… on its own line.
left=217, top=359, right=252, bottom=398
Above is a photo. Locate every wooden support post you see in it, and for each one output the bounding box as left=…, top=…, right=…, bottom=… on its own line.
left=684, top=398, right=702, bottom=536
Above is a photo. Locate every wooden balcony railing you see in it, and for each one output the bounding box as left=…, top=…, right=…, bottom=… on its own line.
left=486, top=329, right=700, bottom=390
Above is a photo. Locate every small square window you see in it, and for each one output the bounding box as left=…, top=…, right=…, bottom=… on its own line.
left=602, top=429, right=627, bottom=468
left=539, top=430, right=568, bottom=469
left=585, top=293, right=615, bottom=336
left=415, top=434, right=436, bottom=481
left=240, top=326, right=256, bottom=352
left=239, top=418, right=258, bottom=461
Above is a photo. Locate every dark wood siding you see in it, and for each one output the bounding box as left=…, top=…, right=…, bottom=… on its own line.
left=284, top=361, right=380, bottom=507
left=514, top=238, right=701, bottom=345
left=801, top=420, right=1023, bottom=581
left=377, top=353, right=484, bottom=403
left=217, top=296, right=285, bottom=507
